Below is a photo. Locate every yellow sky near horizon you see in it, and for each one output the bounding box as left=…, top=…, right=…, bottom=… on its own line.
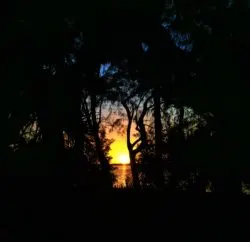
left=108, top=123, right=137, bottom=164
left=109, top=136, right=130, bottom=164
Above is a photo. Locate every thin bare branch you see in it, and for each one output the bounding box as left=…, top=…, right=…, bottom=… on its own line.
left=132, top=137, right=142, bottom=148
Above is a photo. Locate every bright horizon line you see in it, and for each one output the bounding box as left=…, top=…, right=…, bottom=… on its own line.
left=110, top=162, right=130, bottom=165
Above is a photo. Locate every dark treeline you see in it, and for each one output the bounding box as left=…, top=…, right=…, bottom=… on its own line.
left=1, top=0, right=250, bottom=194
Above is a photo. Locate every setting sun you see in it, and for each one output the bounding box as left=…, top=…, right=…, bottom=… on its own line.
left=109, top=136, right=130, bottom=164
left=118, top=154, right=130, bottom=164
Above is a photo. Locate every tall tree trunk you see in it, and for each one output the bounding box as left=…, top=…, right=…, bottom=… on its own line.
left=179, top=105, right=184, bottom=127
left=167, top=104, right=185, bottom=191
left=214, top=113, right=242, bottom=193
left=125, top=110, right=140, bottom=189
left=129, top=151, right=140, bottom=189
left=153, top=87, right=164, bottom=188
left=37, top=69, right=66, bottom=179
left=91, top=93, right=113, bottom=188
left=209, top=1, right=244, bottom=193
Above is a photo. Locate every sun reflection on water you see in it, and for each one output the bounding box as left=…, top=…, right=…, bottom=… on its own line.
left=112, top=164, right=132, bottom=188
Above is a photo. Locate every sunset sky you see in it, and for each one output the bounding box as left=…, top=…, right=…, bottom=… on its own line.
left=109, top=135, right=130, bottom=164
left=99, top=64, right=142, bottom=165
left=108, top=122, right=137, bottom=165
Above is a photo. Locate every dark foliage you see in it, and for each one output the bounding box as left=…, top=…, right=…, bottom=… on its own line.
left=2, top=0, right=250, bottom=194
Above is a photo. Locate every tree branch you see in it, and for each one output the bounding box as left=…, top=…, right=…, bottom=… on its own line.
left=97, top=98, right=103, bottom=126
left=132, top=137, right=142, bottom=148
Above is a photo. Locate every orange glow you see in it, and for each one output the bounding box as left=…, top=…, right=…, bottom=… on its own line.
left=108, top=121, right=137, bottom=165
left=109, top=137, right=130, bottom=164
left=118, top=154, right=130, bottom=164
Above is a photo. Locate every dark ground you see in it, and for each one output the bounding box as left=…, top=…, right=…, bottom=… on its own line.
left=0, top=179, right=250, bottom=241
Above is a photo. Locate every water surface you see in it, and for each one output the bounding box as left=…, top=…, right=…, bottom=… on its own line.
left=112, top=164, right=132, bottom=188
